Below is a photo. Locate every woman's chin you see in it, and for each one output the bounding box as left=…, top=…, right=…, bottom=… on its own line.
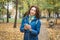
left=30, top=14, right=34, bottom=16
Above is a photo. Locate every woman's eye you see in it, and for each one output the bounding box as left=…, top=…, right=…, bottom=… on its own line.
left=31, top=9, right=36, bottom=12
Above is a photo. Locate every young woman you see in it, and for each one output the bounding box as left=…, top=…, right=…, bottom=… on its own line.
left=20, top=6, right=41, bottom=40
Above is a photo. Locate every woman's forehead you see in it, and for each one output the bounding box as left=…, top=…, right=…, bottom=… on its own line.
left=31, top=7, right=36, bottom=10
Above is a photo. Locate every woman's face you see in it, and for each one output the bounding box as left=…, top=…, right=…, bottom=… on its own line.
left=30, top=7, right=36, bottom=16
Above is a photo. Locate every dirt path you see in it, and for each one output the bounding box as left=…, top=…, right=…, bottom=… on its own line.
left=38, top=19, right=60, bottom=40
left=38, top=22, right=49, bottom=40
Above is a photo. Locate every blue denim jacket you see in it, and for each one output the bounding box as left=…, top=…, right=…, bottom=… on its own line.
left=20, top=16, right=41, bottom=40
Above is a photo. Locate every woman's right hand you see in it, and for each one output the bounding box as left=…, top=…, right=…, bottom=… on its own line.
left=24, top=25, right=28, bottom=30
left=24, top=24, right=31, bottom=30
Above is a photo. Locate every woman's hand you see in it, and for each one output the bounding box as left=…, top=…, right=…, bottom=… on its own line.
left=24, top=24, right=31, bottom=30
left=26, top=25, right=31, bottom=29
left=24, top=25, right=28, bottom=30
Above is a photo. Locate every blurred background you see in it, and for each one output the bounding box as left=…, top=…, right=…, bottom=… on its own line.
left=0, top=0, right=60, bottom=40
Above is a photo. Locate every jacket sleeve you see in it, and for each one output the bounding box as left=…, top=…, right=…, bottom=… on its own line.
left=30, top=20, right=41, bottom=36
left=20, top=18, right=25, bottom=32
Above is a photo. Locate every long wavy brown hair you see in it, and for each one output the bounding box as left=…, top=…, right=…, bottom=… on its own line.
left=23, top=5, right=40, bottom=19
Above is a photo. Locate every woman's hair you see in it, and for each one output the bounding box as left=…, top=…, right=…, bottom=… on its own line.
left=23, top=5, right=40, bottom=19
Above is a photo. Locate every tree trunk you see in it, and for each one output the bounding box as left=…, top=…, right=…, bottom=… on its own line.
left=7, top=0, right=9, bottom=23
left=14, top=0, right=18, bottom=28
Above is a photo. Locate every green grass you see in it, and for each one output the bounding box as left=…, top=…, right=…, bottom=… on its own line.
left=4, top=18, right=22, bottom=23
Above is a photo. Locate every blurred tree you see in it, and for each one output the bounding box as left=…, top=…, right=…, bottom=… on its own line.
left=13, top=0, right=18, bottom=28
